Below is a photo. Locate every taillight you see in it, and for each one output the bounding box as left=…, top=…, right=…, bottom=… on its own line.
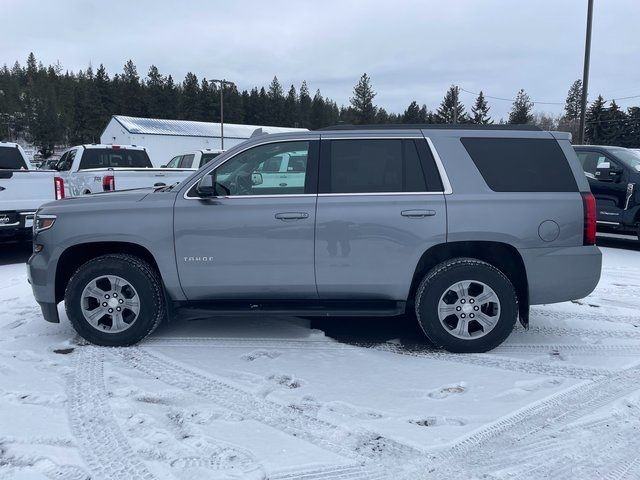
left=103, top=175, right=115, bottom=192
left=54, top=176, right=65, bottom=200
left=582, top=192, right=596, bottom=245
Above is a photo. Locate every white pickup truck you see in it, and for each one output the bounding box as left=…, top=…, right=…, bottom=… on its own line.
left=0, top=142, right=56, bottom=239
left=53, top=144, right=194, bottom=198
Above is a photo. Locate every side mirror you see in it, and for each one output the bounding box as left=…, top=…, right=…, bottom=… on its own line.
left=161, top=164, right=167, bottom=168
left=195, top=174, right=217, bottom=197
left=595, top=162, right=622, bottom=182
left=251, top=172, right=263, bottom=186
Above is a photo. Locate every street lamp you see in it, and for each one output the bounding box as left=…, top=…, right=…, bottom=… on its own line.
left=578, top=0, right=594, bottom=144
left=210, top=79, right=235, bottom=150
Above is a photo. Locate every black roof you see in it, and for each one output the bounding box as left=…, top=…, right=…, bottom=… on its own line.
left=318, top=124, right=541, bottom=131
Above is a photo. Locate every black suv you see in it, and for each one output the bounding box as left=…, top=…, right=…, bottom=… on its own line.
left=574, top=145, right=640, bottom=239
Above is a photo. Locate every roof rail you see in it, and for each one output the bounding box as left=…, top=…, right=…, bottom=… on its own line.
left=318, top=124, right=542, bottom=131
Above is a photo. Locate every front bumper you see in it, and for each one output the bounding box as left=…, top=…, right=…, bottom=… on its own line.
left=521, top=245, right=602, bottom=305
left=27, top=246, right=60, bottom=323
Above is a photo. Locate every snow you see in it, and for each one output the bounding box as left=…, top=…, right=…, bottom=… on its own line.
left=0, top=244, right=639, bottom=479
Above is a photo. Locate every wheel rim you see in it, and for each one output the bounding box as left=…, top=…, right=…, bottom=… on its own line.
left=437, top=280, right=501, bottom=340
left=80, top=275, right=141, bottom=333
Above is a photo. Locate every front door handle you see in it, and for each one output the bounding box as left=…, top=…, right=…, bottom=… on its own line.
left=401, top=209, right=436, bottom=218
left=275, top=212, right=309, bottom=221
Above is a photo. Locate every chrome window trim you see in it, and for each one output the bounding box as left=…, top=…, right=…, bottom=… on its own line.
left=596, top=220, right=620, bottom=226
left=182, top=134, right=453, bottom=200
left=424, top=137, right=453, bottom=194
left=182, top=137, right=316, bottom=200
left=317, top=192, right=445, bottom=197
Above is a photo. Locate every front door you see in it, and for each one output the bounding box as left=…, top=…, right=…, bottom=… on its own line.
left=315, top=135, right=447, bottom=301
left=174, top=138, right=319, bottom=300
left=576, top=150, right=628, bottom=223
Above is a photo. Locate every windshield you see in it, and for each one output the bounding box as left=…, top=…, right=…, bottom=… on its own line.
left=606, top=147, right=640, bottom=171
left=0, top=146, right=28, bottom=169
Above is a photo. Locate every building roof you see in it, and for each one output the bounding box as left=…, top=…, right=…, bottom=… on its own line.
left=109, top=115, right=306, bottom=139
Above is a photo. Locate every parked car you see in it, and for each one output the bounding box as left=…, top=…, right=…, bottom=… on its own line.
left=0, top=142, right=56, bottom=240
left=52, top=144, right=194, bottom=198
left=574, top=145, right=640, bottom=239
left=28, top=125, right=601, bottom=352
left=163, top=149, right=224, bottom=170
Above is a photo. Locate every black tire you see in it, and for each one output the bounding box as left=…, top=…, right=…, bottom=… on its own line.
left=65, top=254, right=166, bottom=346
left=414, top=257, right=518, bottom=353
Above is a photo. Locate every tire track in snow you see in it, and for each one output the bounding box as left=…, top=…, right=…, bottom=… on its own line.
left=367, top=343, right=611, bottom=379
left=269, top=464, right=385, bottom=480
left=67, top=347, right=155, bottom=480
left=434, top=366, right=640, bottom=478
left=115, top=347, right=424, bottom=471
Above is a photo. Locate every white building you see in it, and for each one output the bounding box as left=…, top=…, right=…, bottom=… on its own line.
left=100, top=115, right=306, bottom=167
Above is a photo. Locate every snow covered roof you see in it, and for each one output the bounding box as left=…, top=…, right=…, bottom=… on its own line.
left=111, top=115, right=306, bottom=139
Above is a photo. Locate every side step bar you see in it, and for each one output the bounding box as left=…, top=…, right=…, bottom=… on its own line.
left=174, top=300, right=406, bottom=319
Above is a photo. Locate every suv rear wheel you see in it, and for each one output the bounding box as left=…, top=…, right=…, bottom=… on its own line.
left=65, top=254, right=166, bottom=346
left=414, top=258, right=518, bottom=353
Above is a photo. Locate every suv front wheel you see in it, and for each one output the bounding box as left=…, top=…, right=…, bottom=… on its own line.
left=415, top=258, right=518, bottom=353
left=65, top=254, right=166, bottom=346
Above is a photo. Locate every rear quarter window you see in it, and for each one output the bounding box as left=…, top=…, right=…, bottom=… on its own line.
left=461, top=137, right=578, bottom=192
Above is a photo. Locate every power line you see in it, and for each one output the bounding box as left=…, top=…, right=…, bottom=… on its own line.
left=459, top=87, right=640, bottom=106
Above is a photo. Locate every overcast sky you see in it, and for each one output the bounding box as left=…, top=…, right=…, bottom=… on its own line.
left=2, top=0, right=639, bottom=119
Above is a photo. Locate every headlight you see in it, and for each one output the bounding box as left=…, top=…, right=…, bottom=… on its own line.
left=34, top=213, right=56, bottom=234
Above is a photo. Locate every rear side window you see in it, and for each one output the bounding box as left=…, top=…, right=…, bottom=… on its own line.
left=79, top=149, right=152, bottom=169
left=321, top=139, right=441, bottom=194
left=461, top=137, right=578, bottom=192
left=0, top=146, right=28, bottom=169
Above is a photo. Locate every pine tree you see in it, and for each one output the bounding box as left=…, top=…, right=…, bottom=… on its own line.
left=283, top=85, right=298, bottom=127
left=145, top=65, right=166, bottom=118
left=402, top=101, right=422, bottom=123
left=471, top=91, right=492, bottom=124
left=119, top=60, right=145, bottom=116
left=180, top=72, right=201, bottom=120
left=349, top=73, right=376, bottom=124
left=267, top=76, right=285, bottom=126
left=624, top=107, right=640, bottom=148
left=585, top=95, right=607, bottom=144
left=508, top=89, right=534, bottom=124
left=310, top=90, right=326, bottom=129
left=298, top=81, right=311, bottom=128
left=601, top=100, right=627, bottom=145
left=564, top=80, right=583, bottom=120
left=435, top=86, right=467, bottom=124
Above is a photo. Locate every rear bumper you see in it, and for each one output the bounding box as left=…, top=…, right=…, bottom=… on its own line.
left=0, top=211, right=35, bottom=238
left=521, top=245, right=602, bottom=305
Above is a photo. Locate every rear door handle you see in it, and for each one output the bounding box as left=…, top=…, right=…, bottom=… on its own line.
left=275, top=212, right=309, bottom=221
left=401, top=209, right=436, bottom=218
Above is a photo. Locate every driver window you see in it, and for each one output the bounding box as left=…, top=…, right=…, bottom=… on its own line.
left=212, top=141, right=309, bottom=196
left=166, top=156, right=182, bottom=168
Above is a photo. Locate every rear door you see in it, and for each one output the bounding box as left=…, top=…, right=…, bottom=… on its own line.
left=315, top=134, right=447, bottom=301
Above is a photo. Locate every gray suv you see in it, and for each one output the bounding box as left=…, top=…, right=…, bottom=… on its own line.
left=27, top=125, right=602, bottom=353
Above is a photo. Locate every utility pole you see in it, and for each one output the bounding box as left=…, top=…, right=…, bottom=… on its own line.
left=578, top=0, right=594, bottom=144
left=210, top=79, right=235, bottom=150
left=453, top=85, right=459, bottom=125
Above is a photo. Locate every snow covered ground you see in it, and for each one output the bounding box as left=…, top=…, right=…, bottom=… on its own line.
left=0, top=240, right=639, bottom=480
